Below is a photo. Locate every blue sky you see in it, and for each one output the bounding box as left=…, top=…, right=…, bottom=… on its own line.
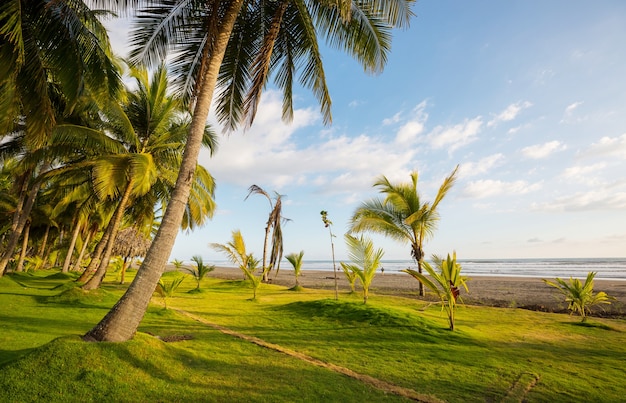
left=105, top=0, right=626, bottom=261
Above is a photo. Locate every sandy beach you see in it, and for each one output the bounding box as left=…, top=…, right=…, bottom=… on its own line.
left=206, top=266, right=626, bottom=316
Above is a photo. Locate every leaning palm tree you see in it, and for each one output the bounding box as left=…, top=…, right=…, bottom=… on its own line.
left=543, top=272, right=615, bottom=323
left=340, top=234, right=384, bottom=304
left=404, top=252, right=469, bottom=331
left=350, top=167, right=458, bottom=296
left=285, top=250, right=305, bottom=290
left=245, top=185, right=288, bottom=282
left=86, top=0, right=416, bottom=341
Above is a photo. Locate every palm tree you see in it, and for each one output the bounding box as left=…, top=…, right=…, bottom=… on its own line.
left=245, top=185, right=288, bottom=282
left=543, top=272, right=615, bottom=322
left=340, top=234, right=384, bottom=304
left=320, top=210, right=339, bottom=300
left=85, top=0, right=415, bottom=342
left=285, top=250, right=304, bottom=290
left=184, top=255, right=215, bottom=291
left=339, top=262, right=358, bottom=293
left=404, top=252, right=469, bottom=331
left=350, top=167, right=458, bottom=296
left=211, top=230, right=264, bottom=300
left=157, top=275, right=185, bottom=310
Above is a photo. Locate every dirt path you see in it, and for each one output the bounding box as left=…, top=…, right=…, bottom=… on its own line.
left=173, top=308, right=444, bottom=403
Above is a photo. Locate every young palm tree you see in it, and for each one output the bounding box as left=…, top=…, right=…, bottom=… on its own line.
left=339, top=262, right=358, bottom=293
left=210, top=230, right=264, bottom=300
left=86, top=0, right=415, bottom=341
left=350, top=167, right=458, bottom=296
left=403, top=252, right=469, bottom=331
left=285, top=250, right=304, bottom=290
left=157, top=275, right=185, bottom=310
left=341, top=234, right=384, bottom=304
left=245, top=185, right=288, bottom=282
left=184, top=255, right=215, bottom=291
left=543, top=272, right=614, bottom=322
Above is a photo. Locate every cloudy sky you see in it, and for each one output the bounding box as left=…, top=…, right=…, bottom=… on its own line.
left=106, top=0, right=626, bottom=261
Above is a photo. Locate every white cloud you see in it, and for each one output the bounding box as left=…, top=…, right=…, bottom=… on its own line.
left=427, top=117, right=483, bottom=152
left=560, top=101, right=584, bottom=123
left=461, top=179, right=542, bottom=199
left=458, top=154, right=505, bottom=178
left=531, top=189, right=626, bottom=212
left=487, top=101, right=532, bottom=127
left=393, top=101, right=428, bottom=144
left=521, top=140, right=567, bottom=159
left=561, top=163, right=606, bottom=180
left=584, top=133, right=626, bottom=159
left=382, top=112, right=402, bottom=125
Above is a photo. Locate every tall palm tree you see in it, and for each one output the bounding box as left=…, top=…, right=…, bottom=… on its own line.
left=350, top=167, right=458, bottom=296
left=85, top=0, right=415, bottom=342
left=245, top=185, right=288, bottom=282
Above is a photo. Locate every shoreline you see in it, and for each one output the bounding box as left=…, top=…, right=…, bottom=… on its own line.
left=204, top=266, right=626, bottom=316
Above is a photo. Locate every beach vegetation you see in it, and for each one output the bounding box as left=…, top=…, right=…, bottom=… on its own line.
left=184, top=255, right=215, bottom=292
left=285, top=250, right=305, bottom=290
left=156, top=275, right=185, bottom=309
left=245, top=186, right=288, bottom=282
left=403, top=252, right=469, bottom=330
left=320, top=210, right=339, bottom=300
left=543, top=271, right=615, bottom=322
left=340, top=234, right=384, bottom=303
left=170, top=259, right=185, bottom=271
left=211, top=230, right=265, bottom=300
left=349, top=167, right=458, bottom=297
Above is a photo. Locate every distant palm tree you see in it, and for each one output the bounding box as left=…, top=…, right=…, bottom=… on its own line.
left=285, top=250, right=304, bottom=290
left=340, top=234, right=384, bottom=304
left=543, top=272, right=615, bottom=322
left=157, top=275, right=185, bottom=310
left=350, top=167, right=458, bottom=296
left=245, top=185, right=288, bottom=282
left=404, top=252, right=469, bottom=331
left=185, top=255, right=215, bottom=291
left=210, top=230, right=264, bottom=300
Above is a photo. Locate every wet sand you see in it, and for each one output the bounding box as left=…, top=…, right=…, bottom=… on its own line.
left=206, top=266, right=626, bottom=316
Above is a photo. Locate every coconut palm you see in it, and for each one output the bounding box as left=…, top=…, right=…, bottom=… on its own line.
left=245, top=185, right=288, bottom=281
left=341, top=234, right=384, bottom=304
left=339, top=262, right=358, bottom=293
left=211, top=230, right=264, bottom=300
left=285, top=250, right=304, bottom=290
left=157, top=275, right=185, bottom=310
left=184, top=255, right=215, bottom=291
left=350, top=167, right=458, bottom=296
left=86, top=0, right=415, bottom=341
left=543, top=272, right=615, bottom=323
left=321, top=210, right=339, bottom=300
left=403, top=252, right=469, bottom=331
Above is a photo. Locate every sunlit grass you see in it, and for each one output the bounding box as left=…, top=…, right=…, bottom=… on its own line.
left=1, top=269, right=624, bottom=402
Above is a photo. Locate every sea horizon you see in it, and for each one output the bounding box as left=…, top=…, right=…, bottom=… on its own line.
left=199, top=257, right=626, bottom=280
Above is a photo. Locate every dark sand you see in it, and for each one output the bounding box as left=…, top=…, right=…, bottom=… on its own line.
left=206, top=266, right=626, bottom=316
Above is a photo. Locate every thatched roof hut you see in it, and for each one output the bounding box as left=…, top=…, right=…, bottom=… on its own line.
left=112, top=227, right=152, bottom=260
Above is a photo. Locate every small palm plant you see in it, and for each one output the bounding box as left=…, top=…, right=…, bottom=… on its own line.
left=211, top=230, right=266, bottom=300
left=339, top=262, right=358, bottom=293
left=184, top=255, right=215, bottom=292
left=170, top=259, right=185, bottom=272
left=341, top=234, right=384, bottom=304
left=543, top=272, right=614, bottom=322
left=403, top=252, right=469, bottom=331
left=285, top=251, right=305, bottom=291
left=157, top=275, right=185, bottom=309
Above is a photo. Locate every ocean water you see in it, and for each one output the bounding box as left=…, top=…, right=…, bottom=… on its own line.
left=213, top=258, right=626, bottom=280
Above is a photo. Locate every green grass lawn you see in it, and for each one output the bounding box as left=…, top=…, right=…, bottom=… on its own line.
left=1, top=269, right=625, bottom=402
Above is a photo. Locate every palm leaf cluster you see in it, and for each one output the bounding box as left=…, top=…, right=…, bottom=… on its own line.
left=543, top=272, right=614, bottom=322
left=403, top=252, right=469, bottom=331
left=340, top=234, right=384, bottom=303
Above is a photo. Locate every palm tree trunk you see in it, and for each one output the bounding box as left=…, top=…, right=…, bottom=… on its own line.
left=84, top=0, right=245, bottom=342
left=77, top=224, right=112, bottom=283
left=0, top=179, right=42, bottom=275
left=83, top=180, right=134, bottom=290
left=73, top=227, right=94, bottom=272
left=38, top=224, right=50, bottom=257
left=15, top=221, right=31, bottom=272
left=62, top=216, right=82, bottom=273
